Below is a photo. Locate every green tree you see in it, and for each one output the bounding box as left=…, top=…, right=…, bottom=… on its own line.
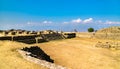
left=88, top=27, right=94, bottom=32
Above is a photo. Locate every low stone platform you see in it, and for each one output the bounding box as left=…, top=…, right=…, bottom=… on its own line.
left=18, top=46, right=68, bottom=69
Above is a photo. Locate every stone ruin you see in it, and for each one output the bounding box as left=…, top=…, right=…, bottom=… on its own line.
left=0, top=29, right=76, bottom=44
left=95, top=42, right=111, bottom=48
left=21, top=46, right=54, bottom=63
left=95, top=41, right=120, bottom=50
left=63, top=33, right=76, bottom=38
left=18, top=46, right=67, bottom=69
left=95, top=26, right=120, bottom=40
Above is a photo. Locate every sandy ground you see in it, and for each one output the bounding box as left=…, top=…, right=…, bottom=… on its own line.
left=33, top=37, right=120, bottom=69
left=0, top=37, right=120, bottom=69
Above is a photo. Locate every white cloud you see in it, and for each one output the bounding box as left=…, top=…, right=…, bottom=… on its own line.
left=97, top=20, right=102, bottom=23
left=105, top=20, right=120, bottom=24
left=63, top=22, right=69, bottom=24
left=43, top=21, right=47, bottom=23
left=27, top=21, right=38, bottom=25
left=27, top=22, right=32, bottom=25
left=63, top=18, right=94, bottom=24
left=83, top=18, right=93, bottom=23
left=71, top=18, right=82, bottom=23
left=26, top=21, right=53, bottom=26
left=43, top=21, right=52, bottom=24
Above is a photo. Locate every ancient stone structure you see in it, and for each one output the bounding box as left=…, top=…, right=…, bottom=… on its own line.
left=21, top=46, right=54, bottom=63
left=18, top=49, right=67, bottom=69
left=0, top=29, right=30, bottom=36
left=63, top=33, right=76, bottom=38
left=95, top=41, right=120, bottom=50
left=0, top=31, right=9, bottom=36
left=95, top=42, right=111, bottom=48
left=0, top=29, right=76, bottom=44
left=95, top=26, right=120, bottom=40
left=8, top=31, right=16, bottom=35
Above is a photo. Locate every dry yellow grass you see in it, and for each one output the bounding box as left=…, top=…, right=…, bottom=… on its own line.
left=34, top=38, right=120, bottom=69
left=0, top=41, right=48, bottom=69
left=0, top=37, right=120, bottom=69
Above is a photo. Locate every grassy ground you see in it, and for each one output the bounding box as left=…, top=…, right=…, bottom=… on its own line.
left=0, top=37, right=120, bottom=69
left=0, top=41, right=48, bottom=69
left=34, top=37, right=120, bottom=69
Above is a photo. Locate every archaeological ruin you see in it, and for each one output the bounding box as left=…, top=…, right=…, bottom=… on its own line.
left=0, top=29, right=76, bottom=44
left=21, top=46, right=54, bottom=63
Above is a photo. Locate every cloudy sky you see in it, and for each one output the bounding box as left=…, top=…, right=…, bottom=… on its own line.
left=0, top=0, right=120, bottom=31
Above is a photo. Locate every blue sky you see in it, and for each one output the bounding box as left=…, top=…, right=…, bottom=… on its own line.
left=0, top=0, right=120, bottom=31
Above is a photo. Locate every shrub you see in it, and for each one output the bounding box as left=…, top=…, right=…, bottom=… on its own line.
left=88, top=28, right=94, bottom=32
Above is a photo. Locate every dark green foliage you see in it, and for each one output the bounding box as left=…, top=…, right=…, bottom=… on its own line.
left=88, top=28, right=94, bottom=32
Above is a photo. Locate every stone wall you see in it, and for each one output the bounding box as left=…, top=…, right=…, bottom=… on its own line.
left=95, top=33, right=120, bottom=40
left=63, top=33, right=76, bottom=38
left=0, top=30, right=76, bottom=44
left=18, top=46, right=68, bottom=69
left=0, top=35, right=46, bottom=44
left=21, top=46, right=54, bottom=63
left=76, top=32, right=94, bottom=38
left=0, top=36, right=12, bottom=40
left=42, top=33, right=64, bottom=41
left=95, top=26, right=120, bottom=40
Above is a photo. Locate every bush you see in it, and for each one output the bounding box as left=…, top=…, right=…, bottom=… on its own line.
left=88, top=28, right=94, bottom=32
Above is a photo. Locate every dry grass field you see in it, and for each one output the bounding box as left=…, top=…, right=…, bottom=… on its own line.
left=0, top=37, right=120, bottom=69
left=0, top=41, right=48, bottom=69
left=34, top=38, right=120, bottom=69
